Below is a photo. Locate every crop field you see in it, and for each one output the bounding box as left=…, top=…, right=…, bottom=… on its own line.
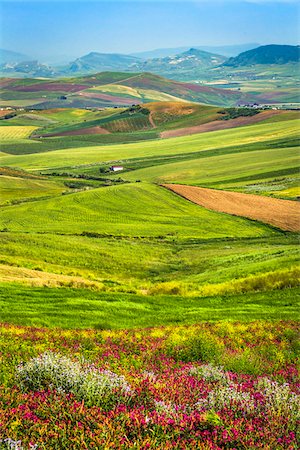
left=159, top=110, right=287, bottom=138
left=163, top=184, right=300, bottom=231
left=0, top=182, right=276, bottom=237
left=103, top=115, right=151, bottom=132
left=0, top=125, right=37, bottom=140
left=0, top=175, right=65, bottom=204
left=1, top=118, right=297, bottom=169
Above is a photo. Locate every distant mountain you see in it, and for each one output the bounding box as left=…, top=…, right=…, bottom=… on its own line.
left=197, top=43, right=260, bottom=57
left=0, top=60, right=57, bottom=77
left=135, top=48, right=227, bottom=80
left=0, top=49, right=31, bottom=64
left=131, top=47, right=191, bottom=59
left=67, top=52, right=142, bottom=73
left=223, top=45, right=300, bottom=67
left=131, top=43, right=260, bottom=59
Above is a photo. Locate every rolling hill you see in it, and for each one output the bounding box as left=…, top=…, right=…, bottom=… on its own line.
left=0, top=71, right=252, bottom=109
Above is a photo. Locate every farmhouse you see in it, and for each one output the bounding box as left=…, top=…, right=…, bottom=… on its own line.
left=110, top=165, right=124, bottom=172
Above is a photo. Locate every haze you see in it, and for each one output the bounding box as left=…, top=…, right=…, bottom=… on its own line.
left=0, top=0, right=299, bottom=61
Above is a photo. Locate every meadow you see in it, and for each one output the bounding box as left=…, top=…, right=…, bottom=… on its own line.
left=0, top=321, right=299, bottom=449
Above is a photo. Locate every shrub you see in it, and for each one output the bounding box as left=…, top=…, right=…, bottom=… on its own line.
left=195, top=385, right=255, bottom=414
left=148, top=281, right=186, bottom=295
left=16, top=352, right=132, bottom=408
left=189, top=364, right=230, bottom=385
left=166, top=334, right=224, bottom=363
left=199, top=266, right=300, bottom=297
left=257, top=377, right=300, bottom=419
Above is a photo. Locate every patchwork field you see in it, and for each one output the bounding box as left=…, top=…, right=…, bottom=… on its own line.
left=0, top=70, right=299, bottom=449
left=0, top=72, right=250, bottom=109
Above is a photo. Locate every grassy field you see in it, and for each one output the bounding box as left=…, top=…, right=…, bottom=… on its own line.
left=0, top=114, right=298, bottom=302
left=0, top=230, right=297, bottom=293
left=0, top=175, right=65, bottom=204
left=1, top=117, right=297, bottom=199
left=0, top=77, right=299, bottom=449
left=1, top=118, right=298, bottom=169
left=0, top=283, right=299, bottom=328
left=0, top=182, right=276, bottom=237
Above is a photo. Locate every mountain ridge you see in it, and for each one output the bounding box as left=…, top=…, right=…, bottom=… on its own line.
left=223, top=44, right=300, bottom=67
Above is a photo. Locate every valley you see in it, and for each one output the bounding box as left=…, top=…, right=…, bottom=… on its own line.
left=0, top=42, right=299, bottom=450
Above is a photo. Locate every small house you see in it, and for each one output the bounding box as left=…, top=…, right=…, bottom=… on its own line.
left=110, top=165, right=124, bottom=172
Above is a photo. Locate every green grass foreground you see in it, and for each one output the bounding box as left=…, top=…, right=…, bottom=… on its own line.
left=0, top=284, right=299, bottom=329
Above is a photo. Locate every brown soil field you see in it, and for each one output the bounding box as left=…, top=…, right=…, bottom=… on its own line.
left=160, top=110, right=284, bottom=138
left=163, top=184, right=300, bottom=232
left=0, top=110, right=11, bottom=117
left=41, top=126, right=110, bottom=137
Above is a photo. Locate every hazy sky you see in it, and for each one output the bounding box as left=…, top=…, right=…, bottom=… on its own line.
left=1, top=1, right=299, bottom=60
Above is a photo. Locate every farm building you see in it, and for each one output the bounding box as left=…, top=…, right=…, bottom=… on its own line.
left=110, top=165, right=124, bottom=172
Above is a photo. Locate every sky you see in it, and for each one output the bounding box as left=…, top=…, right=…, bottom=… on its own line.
left=0, top=1, right=299, bottom=61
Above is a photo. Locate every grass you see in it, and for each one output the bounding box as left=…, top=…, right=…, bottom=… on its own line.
left=1, top=119, right=298, bottom=170
left=0, top=175, right=65, bottom=204
left=0, top=182, right=275, bottom=238
left=0, top=131, right=159, bottom=155
left=0, top=283, right=298, bottom=329
left=122, top=145, right=298, bottom=187
left=0, top=104, right=298, bottom=332
left=0, top=231, right=297, bottom=294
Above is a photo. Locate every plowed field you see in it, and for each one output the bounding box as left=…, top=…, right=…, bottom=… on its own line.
left=163, top=184, right=300, bottom=231
left=43, top=126, right=110, bottom=137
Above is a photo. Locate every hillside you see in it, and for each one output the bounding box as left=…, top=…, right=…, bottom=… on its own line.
left=224, top=44, right=300, bottom=67
left=0, top=72, right=252, bottom=109
left=134, top=48, right=227, bottom=79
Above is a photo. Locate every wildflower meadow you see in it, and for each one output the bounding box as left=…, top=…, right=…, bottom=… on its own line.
left=0, top=321, right=299, bottom=449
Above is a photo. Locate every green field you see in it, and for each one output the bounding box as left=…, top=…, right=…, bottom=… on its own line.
left=0, top=182, right=275, bottom=237
left=0, top=84, right=299, bottom=332
left=1, top=118, right=297, bottom=169
left=1, top=118, right=298, bottom=199
left=0, top=175, right=65, bottom=204
left=0, top=283, right=298, bottom=329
